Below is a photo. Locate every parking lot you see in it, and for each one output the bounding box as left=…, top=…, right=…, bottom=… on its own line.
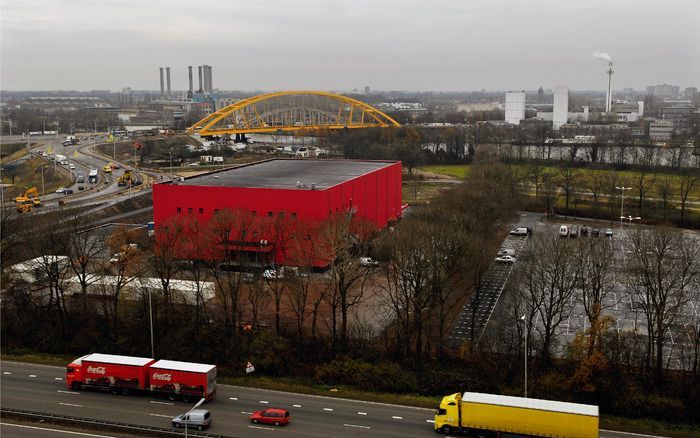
left=472, top=213, right=700, bottom=370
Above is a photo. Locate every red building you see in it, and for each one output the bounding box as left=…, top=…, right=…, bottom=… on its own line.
left=152, top=159, right=402, bottom=267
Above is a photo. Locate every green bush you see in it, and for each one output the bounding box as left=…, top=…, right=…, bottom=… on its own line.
left=315, top=358, right=419, bottom=393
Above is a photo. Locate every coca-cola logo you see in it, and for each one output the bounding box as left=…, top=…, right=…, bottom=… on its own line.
left=152, top=372, right=172, bottom=381
left=87, top=366, right=106, bottom=374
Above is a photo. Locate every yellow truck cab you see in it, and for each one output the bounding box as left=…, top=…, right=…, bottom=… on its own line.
left=435, top=392, right=598, bottom=437
left=103, top=164, right=113, bottom=173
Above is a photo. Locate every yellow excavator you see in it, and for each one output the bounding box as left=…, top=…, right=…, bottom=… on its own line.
left=117, top=169, right=134, bottom=186
left=15, top=187, right=41, bottom=213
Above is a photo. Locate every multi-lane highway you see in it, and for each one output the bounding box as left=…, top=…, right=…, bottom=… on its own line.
left=0, top=361, right=670, bottom=438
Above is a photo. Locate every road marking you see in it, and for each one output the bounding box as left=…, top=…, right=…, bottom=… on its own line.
left=323, top=408, right=334, bottom=412
left=28, top=374, right=37, bottom=378
left=2, top=372, right=11, bottom=375
left=149, top=401, right=173, bottom=405
left=229, top=397, right=238, bottom=400
left=241, top=411, right=254, bottom=415
left=260, top=400, right=269, bottom=404
left=392, top=415, right=403, bottom=420
left=599, top=429, right=671, bottom=438
left=292, top=404, right=302, bottom=408
left=149, top=413, right=172, bottom=418
left=248, top=425, right=275, bottom=431
left=343, top=423, right=371, bottom=429
left=57, top=390, right=80, bottom=395
left=426, top=419, right=435, bottom=423
left=0, top=422, right=121, bottom=437
left=357, top=411, right=367, bottom=415
left=54, top=377, right=63, bottom=380
left=58, top=402, right=83, bottom=407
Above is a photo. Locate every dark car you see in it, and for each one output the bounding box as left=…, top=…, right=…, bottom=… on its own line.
left=65, top=189, right=74, bottom=194
left=78, top=185, right=85, bottom=191
left=250, top=408, right=290, bottom=426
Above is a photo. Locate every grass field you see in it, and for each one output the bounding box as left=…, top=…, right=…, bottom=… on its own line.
left=421, top=165, right=472, bottom=179
left=1, top=156, right=72, bottom=198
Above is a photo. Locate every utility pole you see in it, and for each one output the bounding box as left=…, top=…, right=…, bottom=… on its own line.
left=615, top=186, right=632, bottom=230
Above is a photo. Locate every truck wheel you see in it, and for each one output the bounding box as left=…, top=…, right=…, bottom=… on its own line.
left=182, top=394, right=191, bottom=403
left=110, top=387, right=119, bottom=395
left=168, top=394, right=176, bottom=401
left=121, top=388, right=131, bottom=396
left=71, top=382, right=82, bottom=391
left=441, top=425, right=451, bottom=434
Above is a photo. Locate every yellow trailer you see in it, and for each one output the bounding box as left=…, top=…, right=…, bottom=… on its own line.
left=434, top=392, right=598, bottom=437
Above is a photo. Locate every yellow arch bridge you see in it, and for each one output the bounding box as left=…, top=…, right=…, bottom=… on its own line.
left=187, top=91, right=400, bottom=136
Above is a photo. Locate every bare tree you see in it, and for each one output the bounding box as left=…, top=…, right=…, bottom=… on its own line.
left=678, top=170, right=700, bottom=223
left=633, top=169, right=656, bottom=218
left=626, top=228, right=699, bottom=383
left=584, top=170, right=605, bottom=219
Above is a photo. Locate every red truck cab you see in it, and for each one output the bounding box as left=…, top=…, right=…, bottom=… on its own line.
left=66, top=355, right=88, bottom=390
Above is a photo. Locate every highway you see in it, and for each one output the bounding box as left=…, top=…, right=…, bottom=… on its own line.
left=0, top=361, right=670, bottom=438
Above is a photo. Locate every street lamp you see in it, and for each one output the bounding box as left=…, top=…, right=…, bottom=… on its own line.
left=184, top=398, right=206, bottom=438
left=620, top=215, right=641, bottom=226
left=41, top=165, right=46, bottom=196
left=148, top=288, right=155, bottom=358
left=520, top=315, right=528, bottom=398
left=615, top=186, right=632, bottom=230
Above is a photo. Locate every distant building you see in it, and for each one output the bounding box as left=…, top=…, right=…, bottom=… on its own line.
left=685, top=87, right=698, bottom=99
left=552, top=85, right=569, bottom=131
left=649, top=120, right=673, bottom=142
left=559, top=123, right=629, bottom=141
left=537, top=86, right=544, bottom=103
left=662, top=105, right=695, bottom=132
left=456, top=102, right=499, bottom=112
left=613, top=101, right=644, bottom=122
left=646, top=84, right=680, bottom=97
left=364, top=86, right=370, bottom=95
left=505, top=91, right=526, bottom=125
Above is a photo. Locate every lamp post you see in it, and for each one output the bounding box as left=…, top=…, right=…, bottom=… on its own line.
left=520, top=315, right=528, bottom=398
left=615, top=186, right=632, bottom=230
left=41, top=165, right=46, bottom=196
left=148, top=288, right=155, bottom=358
left=184, top=398, right=206, bottom=438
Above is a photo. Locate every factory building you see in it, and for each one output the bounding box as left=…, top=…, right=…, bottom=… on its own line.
left=152, top=159, right=403, bottom=267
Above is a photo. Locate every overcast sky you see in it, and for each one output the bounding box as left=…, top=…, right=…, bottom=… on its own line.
left=1, top=0, right=698, bottom=92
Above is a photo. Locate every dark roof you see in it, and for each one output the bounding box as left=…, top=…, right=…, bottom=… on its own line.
left=178, top=159, right=395, bottom=190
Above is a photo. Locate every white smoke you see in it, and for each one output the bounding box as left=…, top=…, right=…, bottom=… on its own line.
left=592, top=51, right=612, bottom=62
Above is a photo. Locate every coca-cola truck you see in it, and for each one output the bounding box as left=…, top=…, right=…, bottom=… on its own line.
left=65, top=354, right=217, bottom=401
left=66, top=353, right=155, bottom=395
left=149, top=360, right=217, bottom=401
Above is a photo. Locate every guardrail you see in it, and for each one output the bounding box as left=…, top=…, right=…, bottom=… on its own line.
left=0, top=408, right=236, bottom=438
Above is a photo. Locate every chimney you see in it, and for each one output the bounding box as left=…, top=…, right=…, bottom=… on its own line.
left=166, top=67, right=171, bottom=96
left=198, top=66, right=203, bottom=93
left=605, top=61, right=614, bottom=113
left=188, top=66, right=193, bottom=92
left=159, top=67, right=164, bottom=97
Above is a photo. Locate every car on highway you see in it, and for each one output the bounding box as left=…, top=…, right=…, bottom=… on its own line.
left=172, top=409, right=211, bottom=431
left=495, top=255, right=516, bottom=263
left=263, top=268, right=284, bottom=280
left=69, top=164, right=76, bottom=170
left=605, top=228, right=614, bottom=238
left=78, top=185, right=85, bottom=191
left=250, top=408, right=290, bottom=426
left=56, top=187, right=67, bottom=194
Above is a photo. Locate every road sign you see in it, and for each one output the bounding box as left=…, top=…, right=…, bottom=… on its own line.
left=245, top=361, right=255, bottom=374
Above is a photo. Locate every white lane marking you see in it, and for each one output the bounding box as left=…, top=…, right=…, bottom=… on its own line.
left=1, top=360, right=63, bottom=369
left=260, top=400, right=269, bottom=404
left=292, top=404, right=302, bottom=408
left=392, top=415, right=403, bottom=420
left=2, top=372, right=11, bottom=375
left=0, top=422, right=121, bottom=437
left=344, top=424, right=371, bottom=429
left=57, top=390, right=80, bottom=395
left=224, top=384, right=434, bottom=412
left=58, top=402, right=83, bottom=407
left=599, top=430, right=671, bottom=438
left=28, top=374, right=37, bottom=378
left=241, top=411, right=254, bottom=415
left=54, top=377, right=63, bottom=380
left=357, top=411, right=367, bottom=415
left=248, top=425, right=275, bottom=431
left=323, top=408, right=334, bottom=412
left=149, top=401, right=173, bottom=405
left=149, top=413, right=172, bottom=418
left=426, top=419, right=435, bottom=423
left=229, top=397, right=238, bottom=400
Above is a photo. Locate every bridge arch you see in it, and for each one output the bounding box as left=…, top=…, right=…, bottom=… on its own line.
left=187, top=91, right=400, bottom=136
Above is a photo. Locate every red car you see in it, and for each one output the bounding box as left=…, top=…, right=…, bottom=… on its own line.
left=250, top=408, right=290, bottom=426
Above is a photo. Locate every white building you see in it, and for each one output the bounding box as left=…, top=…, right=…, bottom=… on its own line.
left=614, top=101, right=644, bottom=122
left=649, top=120, right=673, bottom=143
left=505, top=91, right=526, bottom=125
left=553, top=85, right=569, bottom=131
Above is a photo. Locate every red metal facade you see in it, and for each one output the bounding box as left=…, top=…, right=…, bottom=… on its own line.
left=152, top=160, right=402, bottom=266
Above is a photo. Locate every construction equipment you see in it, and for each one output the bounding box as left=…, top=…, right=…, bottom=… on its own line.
left=15, top=187, right=41, bottom=212
left=117, top=169, right=134, bottom=186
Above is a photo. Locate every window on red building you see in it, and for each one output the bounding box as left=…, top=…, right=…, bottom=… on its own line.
left=199, top=208, right=204, bottom=214
left=177, top=207, right=181, bottom=213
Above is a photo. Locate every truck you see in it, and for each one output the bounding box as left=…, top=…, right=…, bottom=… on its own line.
left=65, top=353, right=217, bottom=401
left=88, top=169, right=99, bottom=183
left=55, top=154, right=69, bottom=165
left=434, top=392, right=598, bottom=437
left=15, top=187, right=41, bottom=212
left=148, top=359, right=217, bottom=402
left=117, top=169, right=133, bottom=186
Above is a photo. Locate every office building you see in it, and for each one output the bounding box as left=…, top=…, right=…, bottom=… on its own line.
left=505, top=91, right=526, bottom=125
left=552, top=85, right=569, bottom=131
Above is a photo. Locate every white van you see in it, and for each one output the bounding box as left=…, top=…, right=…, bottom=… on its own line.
left=509, top=227, right=528, bottom=236
left=559, top=225, right=569, bottom=237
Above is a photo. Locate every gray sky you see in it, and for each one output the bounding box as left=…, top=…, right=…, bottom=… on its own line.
left=1, top=0, right=698, bottom=92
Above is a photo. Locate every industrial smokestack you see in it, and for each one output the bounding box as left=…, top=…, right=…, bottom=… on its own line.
left=198, top=66, right=203, bottom=93
left=188, top=66, right=193, bottom=93
left=159, top=67, right=164, bottom=97
left=606, top=61, right=614, bottom=113
left=166, top=67, right=171, bottom=96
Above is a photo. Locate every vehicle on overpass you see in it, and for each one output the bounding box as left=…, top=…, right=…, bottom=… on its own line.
left=14, top=187, right=41, bottom=212
left=103, top=163, right=113, bottom=173
left=117, top=169, right=134, bottom=186
left=434, top=392, right=598, bottom=437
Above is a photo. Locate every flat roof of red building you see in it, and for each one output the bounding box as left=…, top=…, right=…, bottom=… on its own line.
left=179, top=159, right=396, bottom=190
